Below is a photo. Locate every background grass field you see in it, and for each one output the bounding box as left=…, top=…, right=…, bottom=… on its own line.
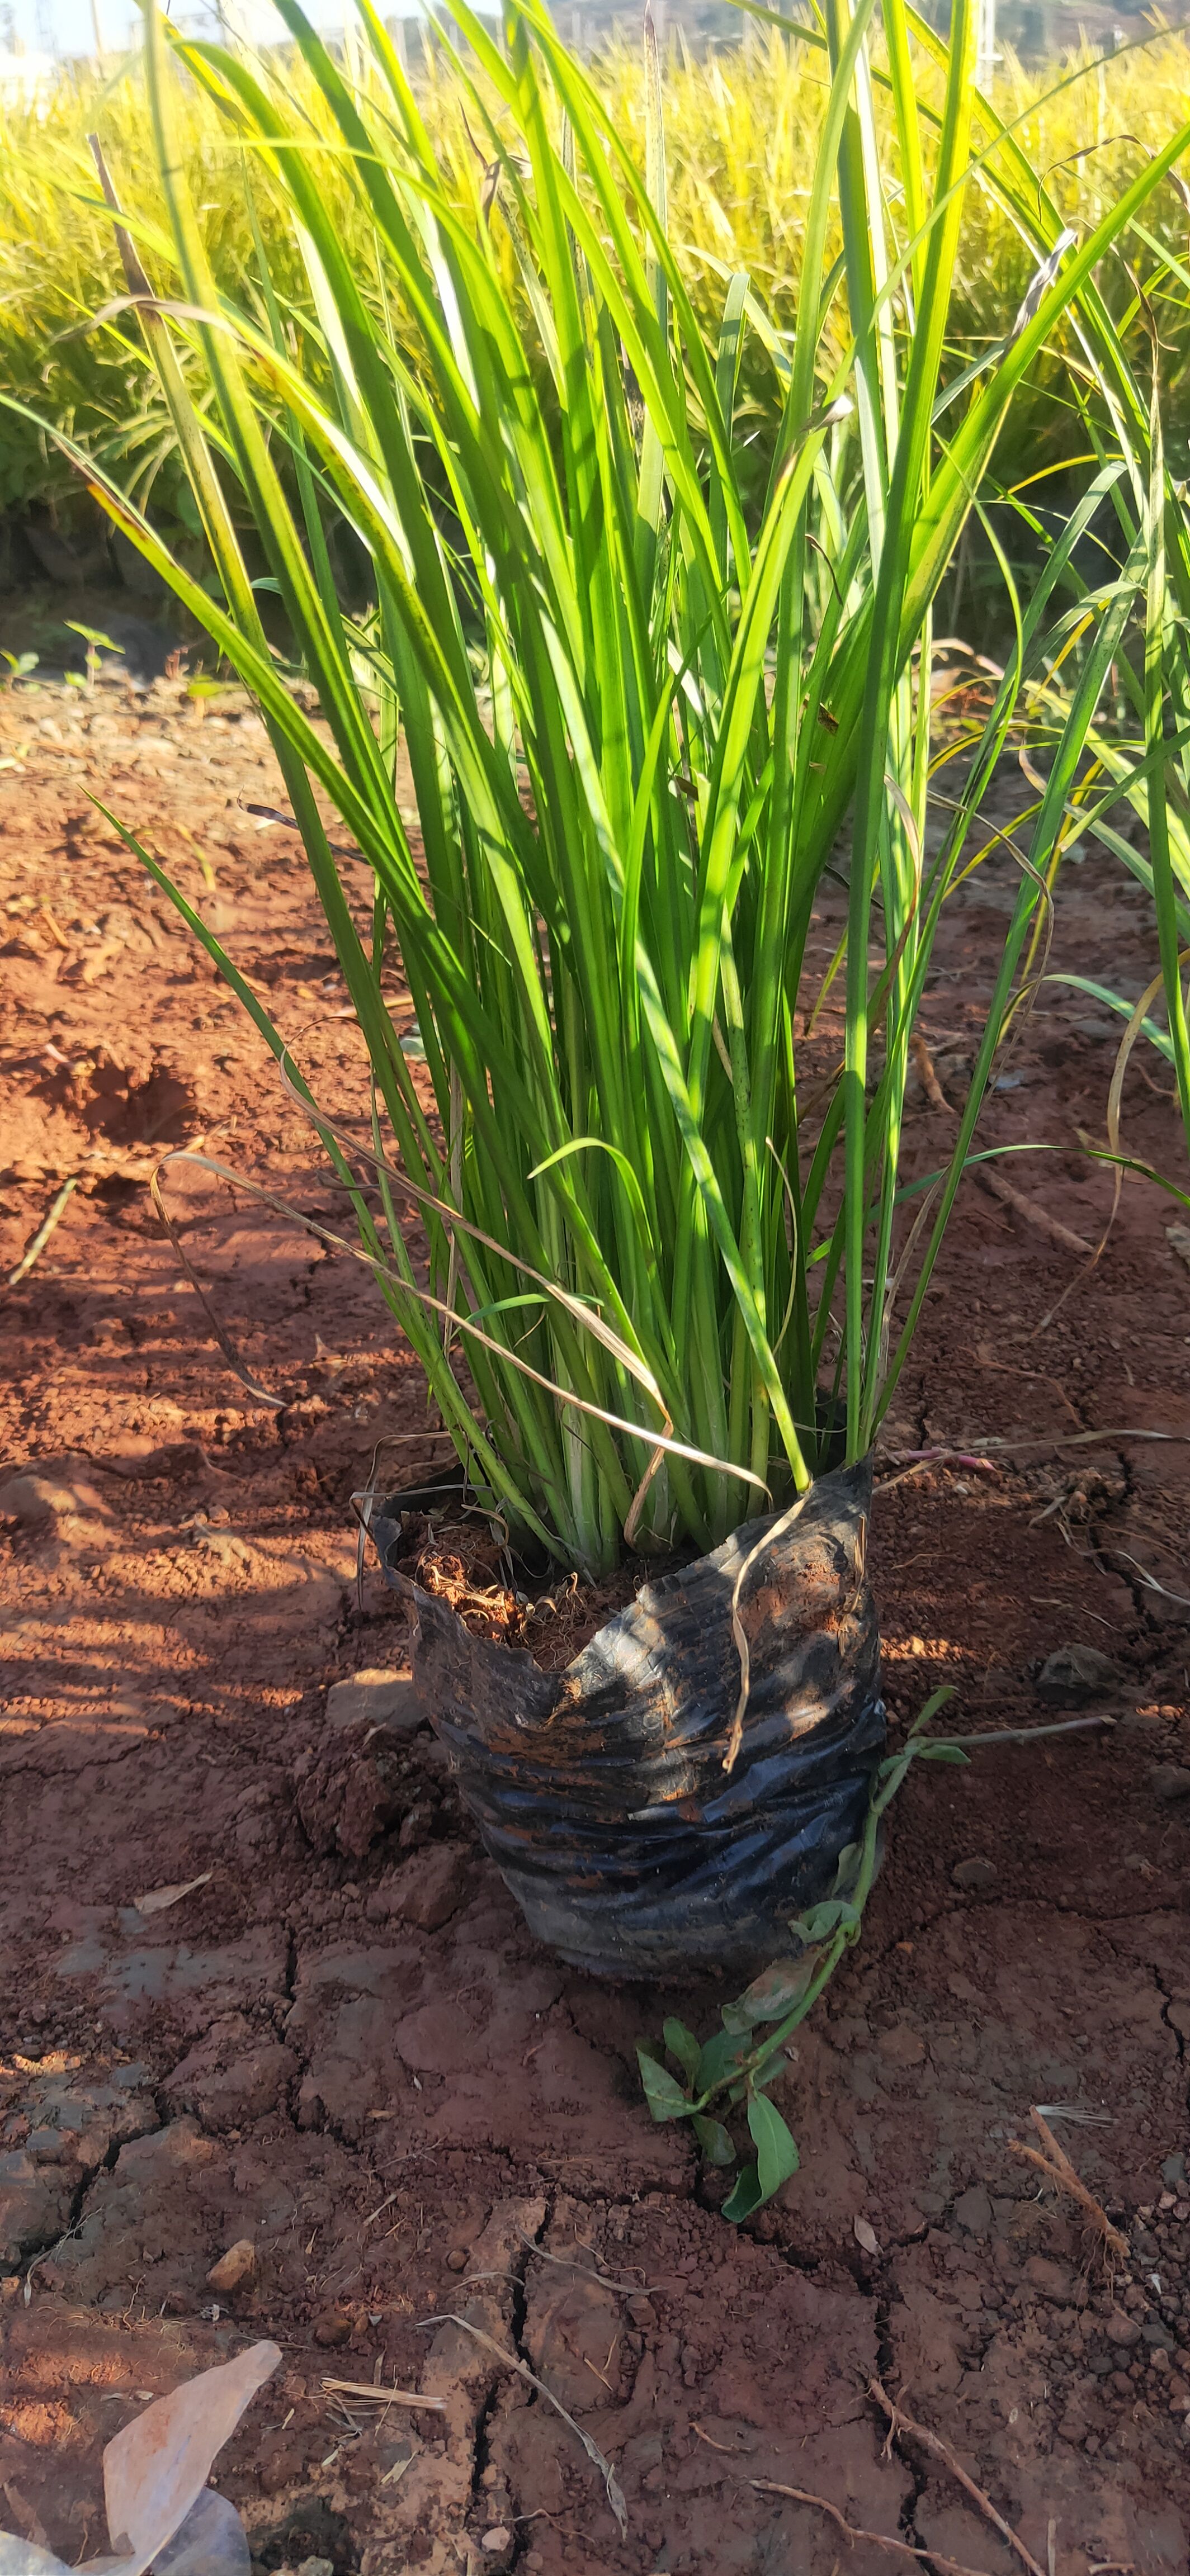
left=3, top=22, right=1189, bottom=538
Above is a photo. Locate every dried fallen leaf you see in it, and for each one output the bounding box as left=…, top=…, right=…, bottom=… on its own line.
left=133, top=1872, right=212, bottom=1916
left=853, top=2217, right=881, bottom=2256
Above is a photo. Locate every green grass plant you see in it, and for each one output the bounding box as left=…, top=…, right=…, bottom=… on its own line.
left=8, top=0, right=1188, bottom=1578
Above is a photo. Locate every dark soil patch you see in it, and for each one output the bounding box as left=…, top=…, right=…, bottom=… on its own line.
left=1, top=660, right=1189, bottom=2575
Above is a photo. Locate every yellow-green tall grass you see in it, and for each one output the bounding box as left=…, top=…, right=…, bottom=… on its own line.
left=3, top=22, right=1190, bottom=518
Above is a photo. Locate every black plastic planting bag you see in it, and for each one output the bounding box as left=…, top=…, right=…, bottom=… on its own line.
left=372, top=1457, right=884, bottom=1977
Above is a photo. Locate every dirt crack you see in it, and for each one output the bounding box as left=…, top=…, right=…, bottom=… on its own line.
left=1152, top=1958, right=1187, bottom=2067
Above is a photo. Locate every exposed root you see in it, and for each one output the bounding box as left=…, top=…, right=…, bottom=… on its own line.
left=869, top=2378, right=1047, bottom=2576
left=1007, top=2106, right=1129, bottom=2264
left=417, top=2310, right=628, bottom=2537
left=750, top=2479, right=997, bottom=2576
left=974, top=1163, right=1093, bottom=1258
left=910, top=1033, right=956, bottom=1116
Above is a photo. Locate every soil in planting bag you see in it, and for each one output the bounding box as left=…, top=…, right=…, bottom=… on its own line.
left=371, top=1457, right=884, bottom=1978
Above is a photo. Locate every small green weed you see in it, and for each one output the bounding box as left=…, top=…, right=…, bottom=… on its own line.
left=637, top=1690, right=1100, bottom=2221
left=1, top=650, right=38, bottom=684
left=63, top=621, right=121, bottom=688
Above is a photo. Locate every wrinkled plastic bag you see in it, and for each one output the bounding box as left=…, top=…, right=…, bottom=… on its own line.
left=375, top=1457, right=885, bottom=1977
left=0, top=2341, right=278, bottom=2576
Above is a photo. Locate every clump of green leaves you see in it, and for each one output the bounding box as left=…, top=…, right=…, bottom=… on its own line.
left=637, top=1687, right=966, bottom=2219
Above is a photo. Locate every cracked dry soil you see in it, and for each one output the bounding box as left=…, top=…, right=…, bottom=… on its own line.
left=2, top=634, right=1190, bottom=2576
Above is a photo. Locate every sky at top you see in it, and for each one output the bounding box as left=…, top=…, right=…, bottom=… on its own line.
left=0, top=0, right=429, bottom=57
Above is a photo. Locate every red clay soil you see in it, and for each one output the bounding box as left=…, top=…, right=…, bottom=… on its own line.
left=2, top=634, right=1190, bottom=2576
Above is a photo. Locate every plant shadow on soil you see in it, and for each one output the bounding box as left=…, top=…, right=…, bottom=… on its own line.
left=2, top=662, right=1190, bottom=2574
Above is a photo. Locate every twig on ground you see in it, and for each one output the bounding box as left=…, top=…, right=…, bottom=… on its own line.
left=869, top=2379, right=1047, bottom=2576
left=749, top=2480, right=994, bottom=2576
left=319, top=2376, right=445, bottom=2410
left=417, top=2312, right=628, bottom=2537
left=693, top=2422, right=736, bottom=2453
left=974, top=1162, right=1093, bottom=1257
left=1007, top=2107, right=1129, bottom=2262
left=911, top=1033, right=956, bottom=1115
left=6, top=1176, right=78, bottom=1287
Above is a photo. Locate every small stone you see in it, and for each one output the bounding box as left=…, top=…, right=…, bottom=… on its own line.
left=1148, top=1765, right=1190, bottom=1805
left=1162, top=2153, right=1188, bottom=2191
left=1, top=2276, right=19, bottom=2302
left=325, top=1668, right=422, bottom=1735
left=206, top=2237, right=257, bottom=2294
left=1036, top=1643, right=1121, bottom=1704
left=1142, top=2317, right=1177, bottom=2351
left=951, top=1856, right=998, bottom=1891
left=1106, top=2311, right=1142, bottom=2347
left=298, top=2559, right=335, bottom=2576
left=446, top=2248, right=468, bottom=2273
left=480, top=2532, right=512, bottom=2555
left=314, top=2309, right=353, bottom=2347
left=953, top=2185, right=993, bottom=2236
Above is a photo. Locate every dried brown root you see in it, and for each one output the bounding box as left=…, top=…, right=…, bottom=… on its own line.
left=974, top=1162, right=1093, bottom=1257
left=749, top=2480, right=995, bottom=2576
left=417, top=2311, right=627, bottom=2537
left=1007, top=2106, right=1129, bottom=2264
left=910, top=1031, right=956, bottom=1115
left=869, top=2378, right=1048, bottom=2576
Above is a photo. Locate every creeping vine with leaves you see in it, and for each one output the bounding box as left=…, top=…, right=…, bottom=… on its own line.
left=636, top=1689, right=1080, bottom=2220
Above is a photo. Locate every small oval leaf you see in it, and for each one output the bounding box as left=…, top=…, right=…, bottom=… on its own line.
left=663, top=2016, right=702, bottom=2081
left=695, top=2026, right=749, bottom=2096
left=636, top=2045, right=691, bottom=2122
left=722, top=1957, right=815, bottom=2033
left=747, top=2092, right=800, bottom=2202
